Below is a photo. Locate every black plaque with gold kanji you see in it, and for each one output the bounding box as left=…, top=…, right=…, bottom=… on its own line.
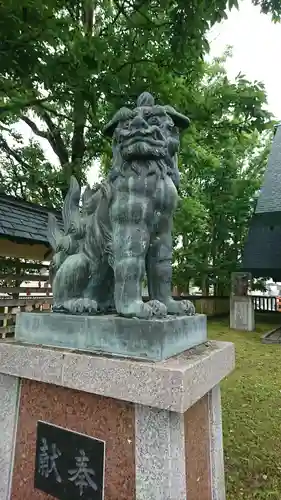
left=34, top=421, right=105, bottom=500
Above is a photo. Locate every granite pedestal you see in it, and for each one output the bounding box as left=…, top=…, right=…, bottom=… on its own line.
left=0, top=336, right=234, bottom=500
left=230, top=296, right=255, bottom=331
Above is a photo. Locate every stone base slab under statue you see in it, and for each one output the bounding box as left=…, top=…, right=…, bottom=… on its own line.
left=0, top=339, right=234, bottom=500
left=15, top=312, right=207, bottom=361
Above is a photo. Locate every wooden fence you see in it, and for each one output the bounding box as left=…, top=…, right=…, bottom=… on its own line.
left=0, top=290, right=231, bottom=339
left=0, top=269, right=52, bottom=339
left=0, top=297, right=52, bottom=339
left=0, top=288, right=280, bottom=340
left=170, top=295, right=230, bottom=316
left=182, top=295, right=278, bottom=315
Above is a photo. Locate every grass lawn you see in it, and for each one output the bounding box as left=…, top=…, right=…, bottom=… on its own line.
left=208, top=316, right=281, bottom=499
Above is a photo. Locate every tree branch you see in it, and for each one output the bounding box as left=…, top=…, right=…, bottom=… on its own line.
left=0, top=122, right=24, bottom=142
left=10, top=159, right=25, bottom=199
left=127, top=0, right=155, bottom=25
left=99, top=3, right=123, bottom=36
left=0, top=123, right=13, bottom=133
left=82, top=0, right=94, bottom=33
left=66, top=5, right=78, bottom=22
left=115, top=57, right=154, bottom=74
left=37, top=103, right=74, bottom=123
left=0, top=136, right=56, bottom=205
left=20, top=115, right=49, bottom=139
left=0, top=136, right=30, bottom=171
left=0, top=96, right=49, bottom=116
left=71, top=92, right=86, bottom=166
left=71, top=1, right=92, bottom=169
left=35, top=108, right=69, bottom=166
left=112, top=0, right=132, bottom=22
left=113, top=0, right=168, bottom=28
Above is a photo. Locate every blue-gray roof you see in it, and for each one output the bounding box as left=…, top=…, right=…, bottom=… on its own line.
left=242, top=215, right=281, bottom=280
left=242, top=122, right=281, bottom=278
left=255, top=123, right=281, bottom=224
left=0, top=193, right=62, bottom=244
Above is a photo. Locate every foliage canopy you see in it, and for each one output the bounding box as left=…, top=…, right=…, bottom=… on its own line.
left=0, top=0, right=277, bottom=291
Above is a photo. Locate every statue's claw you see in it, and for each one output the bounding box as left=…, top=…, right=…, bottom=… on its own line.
left=118, top=300, right=167, bottom=319
left=146, top=300, right=167, bottom=318
left=164, top=298, right=195, bottom=316
left=53, top=298, right=98, bottom=315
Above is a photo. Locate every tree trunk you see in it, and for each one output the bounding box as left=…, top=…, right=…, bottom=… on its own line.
left=201, top=275, right=209, bottom=296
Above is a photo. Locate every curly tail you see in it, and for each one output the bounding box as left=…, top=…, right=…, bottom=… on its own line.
left=82, top=181, right=113, bottom=265
left=47, top=176, right=84, bottom=277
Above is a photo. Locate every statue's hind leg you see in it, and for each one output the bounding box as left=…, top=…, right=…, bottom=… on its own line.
left=52, top=254, right=98, bottom=314
left=87, top=263, right=116, bottom=313
left=98, top=265, right=115, bottom=313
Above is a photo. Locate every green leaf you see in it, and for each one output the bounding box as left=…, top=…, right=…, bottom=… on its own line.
left=228, top=0, right=239, bottom=9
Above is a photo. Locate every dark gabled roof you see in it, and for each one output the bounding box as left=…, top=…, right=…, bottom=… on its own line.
left=242, top=215, right=281, bottom=280
left=242, top=122, right=281, bottom=279
left=0, top=193, right=62, bottom=245
left=255, top=123, right=281, bottom=224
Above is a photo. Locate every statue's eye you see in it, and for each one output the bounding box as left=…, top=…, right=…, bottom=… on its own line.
left=121, top=120, right=130, bottom=129
left=168, top=124, right=178, bottom=135
left=148, top=116, right=160, bottom=125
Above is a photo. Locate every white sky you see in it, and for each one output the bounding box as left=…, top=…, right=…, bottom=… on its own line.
left=209, top=0, right=281, bottom=118
left=9, top=0, right=281, bottom=187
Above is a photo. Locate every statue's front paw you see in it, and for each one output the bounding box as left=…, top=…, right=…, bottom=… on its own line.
left=118, top=301, right=153, bottom=319
left=146, top=300, right=167, bottom=318
left=118, top=300, right=167, bottom=319
left=165, top=298, right=195, bottom=316
left=81, top=298, right=99, bottom=314
left=179, top=299, right=196, bottom=316
left=54, top=298, right=98, bottom=315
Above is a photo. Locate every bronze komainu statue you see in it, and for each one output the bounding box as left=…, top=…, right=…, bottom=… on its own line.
left=48, top=92, right=195, bottom=319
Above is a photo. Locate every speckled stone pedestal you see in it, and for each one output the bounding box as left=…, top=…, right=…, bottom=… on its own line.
left=0, top=340, right=234, bottom=500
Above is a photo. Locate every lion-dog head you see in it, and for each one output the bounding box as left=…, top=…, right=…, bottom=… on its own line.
left=104, top=92, right=190, bottom=186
